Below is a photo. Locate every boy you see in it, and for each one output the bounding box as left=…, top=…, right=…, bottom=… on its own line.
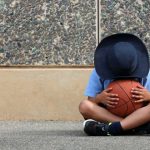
left=79, top=33, right=150, bottom=135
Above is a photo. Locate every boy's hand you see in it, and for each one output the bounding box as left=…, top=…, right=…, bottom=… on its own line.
left=96, top=88, right=119, bottom=108
left=131, top=85, right=150, bottom=103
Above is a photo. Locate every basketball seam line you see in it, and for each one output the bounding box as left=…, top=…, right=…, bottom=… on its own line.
left=109, top=98, right=133, bottom=109
left=130, top=80, right=136, bottom=109
left=117, top=81, right=135, bottom=109
left=116, top=80, right=135, bottom=112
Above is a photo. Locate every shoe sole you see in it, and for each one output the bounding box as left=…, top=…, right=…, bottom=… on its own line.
left=83, top=119, right=98, bottom=128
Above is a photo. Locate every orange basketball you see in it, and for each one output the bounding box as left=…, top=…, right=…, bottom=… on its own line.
left=107, top=80, right=144, bottom=117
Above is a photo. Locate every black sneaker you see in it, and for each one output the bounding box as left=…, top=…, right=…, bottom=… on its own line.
left=133, top=122, right=150, bottom=135
left=83, top=119, right=110, bottom=136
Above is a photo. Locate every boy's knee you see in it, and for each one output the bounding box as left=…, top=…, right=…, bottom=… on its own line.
left=79, top=99, right=93, bottom=115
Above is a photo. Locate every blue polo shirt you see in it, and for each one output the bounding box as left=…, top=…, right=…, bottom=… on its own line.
left=84, top=68, right=150, bottom=98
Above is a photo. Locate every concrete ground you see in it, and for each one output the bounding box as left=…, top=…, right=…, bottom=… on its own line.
left=0, top=121, right=150, bottom=150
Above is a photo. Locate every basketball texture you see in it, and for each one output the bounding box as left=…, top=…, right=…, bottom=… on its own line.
left=107, top=80, right=144, bottom=117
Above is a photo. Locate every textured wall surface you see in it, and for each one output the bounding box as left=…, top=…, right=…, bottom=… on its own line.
left=1, top=0, right=150, bottom=65
left=101, top=0, right=150, bottom=54
left=0, top=0, right=96, bottom=65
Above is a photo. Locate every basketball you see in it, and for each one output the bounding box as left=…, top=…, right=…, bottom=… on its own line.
left=107, top=80, right=144, bottom=117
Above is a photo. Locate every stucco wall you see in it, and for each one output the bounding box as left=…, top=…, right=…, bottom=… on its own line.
left=0, top=0, right=96, bottom=65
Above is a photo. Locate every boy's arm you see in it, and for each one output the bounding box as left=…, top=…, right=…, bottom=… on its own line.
left=131, top=85, right=150, bottom=103
left=88, top=96, right=102, bottom=104
left=88, top=96, right=95, bottom=101
left=88, top=88, right=119, bottom=108
left=85, top=69, right=119, bottom=108
left=131, top=71, right=150, bottom=103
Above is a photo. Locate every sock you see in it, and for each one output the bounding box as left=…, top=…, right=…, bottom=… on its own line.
left=108, top=122, right=124, bottom=135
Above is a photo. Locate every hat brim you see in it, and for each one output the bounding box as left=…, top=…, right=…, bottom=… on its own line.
left=94, top=33, right=149, bottom=80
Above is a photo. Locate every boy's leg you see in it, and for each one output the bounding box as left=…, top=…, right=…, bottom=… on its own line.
left=121, top=103, right=150, bottom=130
left=80, top=100, right=150, bottom=136
left=79, top=99, right=123, bottom=123
left=106, top=103, right=150, bottom=135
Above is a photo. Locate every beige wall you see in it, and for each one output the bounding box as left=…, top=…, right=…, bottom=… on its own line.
left=0, top=68, right=92, bottom=120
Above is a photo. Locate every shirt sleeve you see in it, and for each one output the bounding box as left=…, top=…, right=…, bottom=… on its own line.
left=84, top=68, right=103, bottom=98
left=144, top=70, right=150, bottom=91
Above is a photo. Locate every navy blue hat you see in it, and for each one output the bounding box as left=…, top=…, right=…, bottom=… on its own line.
left=94, top=33, right=149, bottom=80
